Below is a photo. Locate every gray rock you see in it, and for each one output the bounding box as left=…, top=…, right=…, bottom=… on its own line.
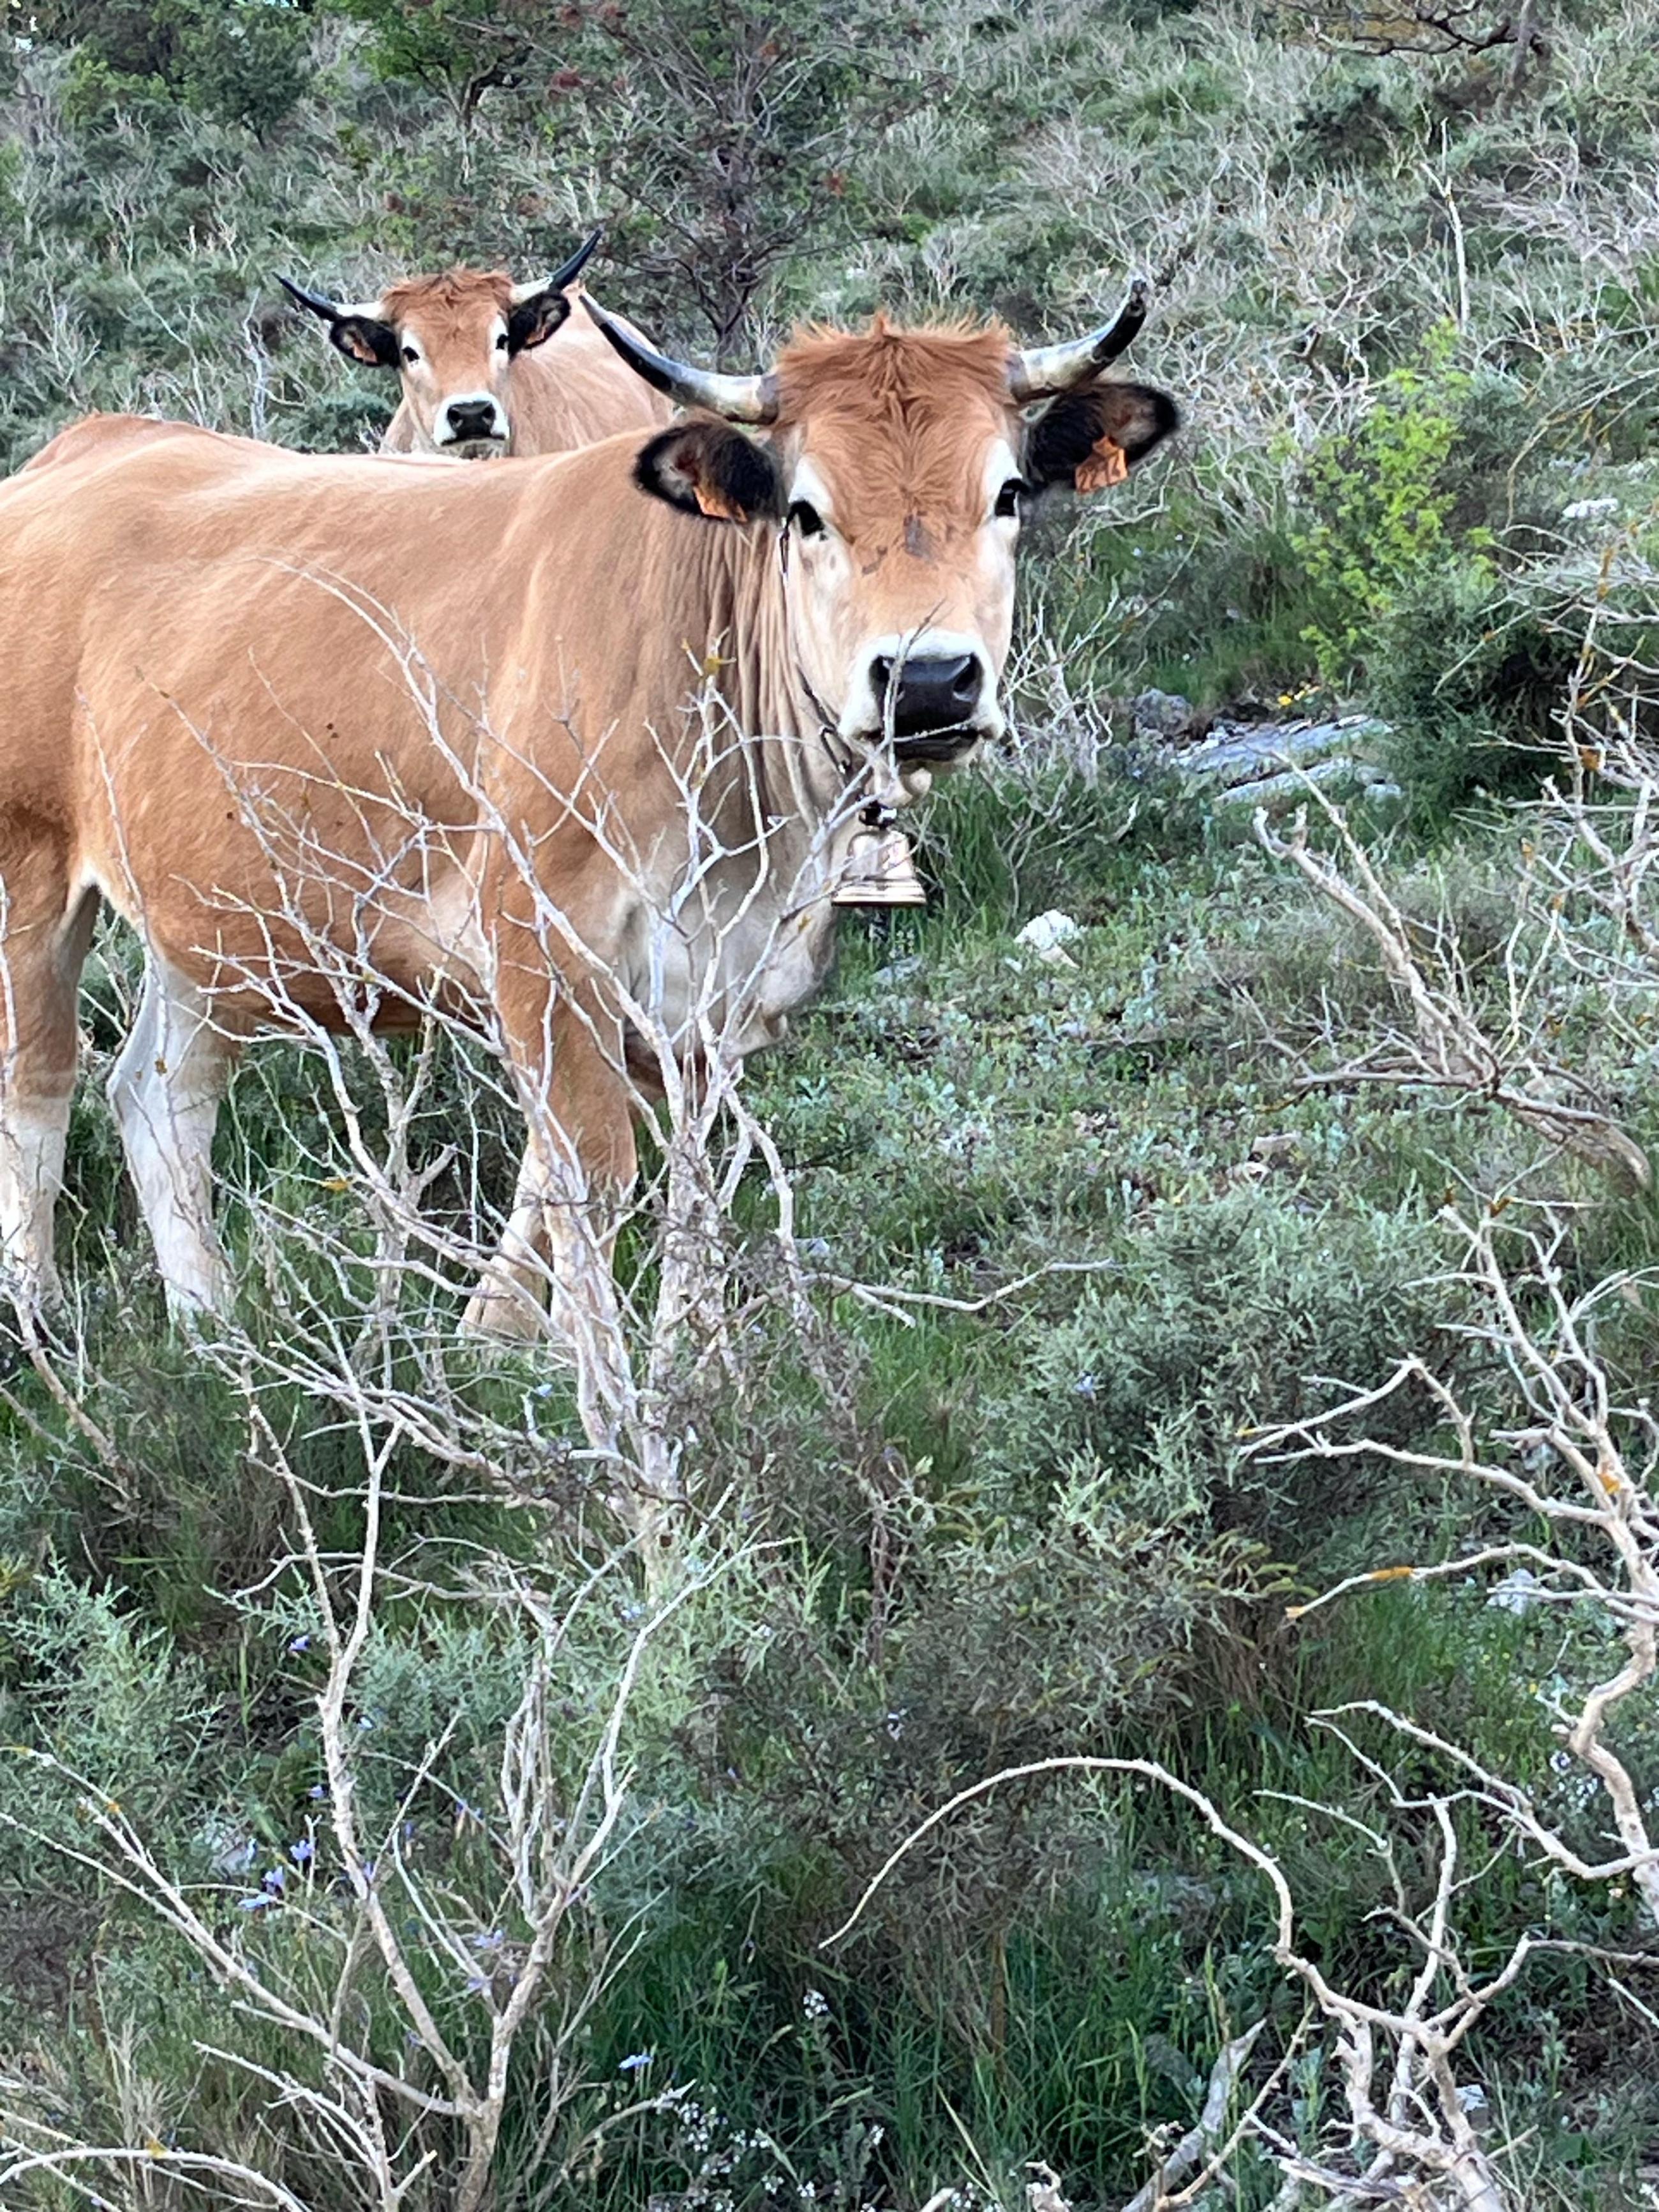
left=873, top=953, right=925, bottom=986
left=1212, top=756, right=1371, bottom=809
left=1159, top=714, right=1395, bottom=809
left=1132, top=687, right=1201, bottom=740
left=1172, top=714, right=1388, bottom=784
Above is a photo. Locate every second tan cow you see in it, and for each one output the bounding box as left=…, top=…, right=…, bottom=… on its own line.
left=279, top=230, right=669, bottom=456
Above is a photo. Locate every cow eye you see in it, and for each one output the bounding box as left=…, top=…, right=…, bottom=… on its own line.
left=400, top=345, right=419, bottom=366
left=789, top=498, right=826, bottom=539
left=993, top=477, right=1026, bottom=519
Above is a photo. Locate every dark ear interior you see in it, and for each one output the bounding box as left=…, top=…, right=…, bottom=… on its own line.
left=1025, top=380, right=1180, bottom=493
left=329, top=315, right=399, bottom=370
left=508, top=288, right=573, bottom=354
left=632, top=419, right=783, bottom=525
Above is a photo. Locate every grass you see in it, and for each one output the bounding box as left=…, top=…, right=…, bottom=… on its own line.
left=5, top=746, right=1656, bottom=2209
left=10, top=750, right=1657, bottom=2202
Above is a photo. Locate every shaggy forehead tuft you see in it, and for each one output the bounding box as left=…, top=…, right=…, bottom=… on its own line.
left=378, top=266, right=517, bottom=327
left=772, top=318, right=1017, bottom=529
left=774, top=315, right=1015, bottom=424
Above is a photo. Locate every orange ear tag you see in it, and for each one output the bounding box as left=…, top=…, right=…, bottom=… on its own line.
left=1074, top=438, right=1129, bottom=493
left=694, top=482, right=748, bottom=521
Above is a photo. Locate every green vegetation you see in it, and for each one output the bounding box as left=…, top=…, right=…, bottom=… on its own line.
left=1290, top=320, right=1487, bottom=687
left=4, top=2, right=1659, bottom=2208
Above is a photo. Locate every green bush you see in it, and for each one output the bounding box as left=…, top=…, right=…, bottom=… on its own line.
left=1291, top=320, right=1491, bottom=690
left=1290, top=63, right=1420, bottom=172
left=54, top=0, right=311, bottom=132
left=1368, top=560, right=1577, bottom=819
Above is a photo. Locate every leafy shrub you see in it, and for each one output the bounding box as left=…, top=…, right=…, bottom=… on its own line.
left=1291, top=63, right=1419, bottom=171
left=1291, top=321, right=1491, bottom=689
left=54, top=0, right=311, bottom=132
left=324, top=0, right=543, bottom=100
left=175, top=0, right=311, bottom=134
left=983, top=1189, right=1450, bottom=1536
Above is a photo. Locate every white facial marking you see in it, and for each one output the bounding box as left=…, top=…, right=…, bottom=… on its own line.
left=983, top=434, right=1023, bottom=525
left=981, top=436, right=1020, bottom=505
left=787, top=458, right=836, bottom=528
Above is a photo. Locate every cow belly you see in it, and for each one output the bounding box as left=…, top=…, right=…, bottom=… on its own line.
left=89, top=856, right=490, bottom=1042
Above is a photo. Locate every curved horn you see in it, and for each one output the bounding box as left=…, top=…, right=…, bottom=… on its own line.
left=582, top=295, right=778, bottom=424
left=1007, top=276, right=1151, bottom=404
left=509, top=227, right=603, bottom=306
left=277, top=274, right=385, bottom=324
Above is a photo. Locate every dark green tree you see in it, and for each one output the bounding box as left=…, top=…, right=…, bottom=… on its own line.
left=326, top=0, right=941, bottom=353
left=563, top=0, right=942, bottom=355
left=19, top=0, right=314, bottom=131
left=320, top=0, right=547, bottom=116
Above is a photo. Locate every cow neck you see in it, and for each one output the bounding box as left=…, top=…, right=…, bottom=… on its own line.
left=688, top=514, right=854, bottom=841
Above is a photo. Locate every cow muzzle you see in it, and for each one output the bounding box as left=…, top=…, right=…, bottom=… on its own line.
left=438, top=393, right=509, bottom=454
left=847, top=638, right=999, bottom=763
left=874, top=650, right=986, bottom=759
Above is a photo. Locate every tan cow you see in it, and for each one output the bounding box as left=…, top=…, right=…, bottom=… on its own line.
left=0, top=292, right=1175, bottom=1336
left=279, top=230, right=669, bottom=456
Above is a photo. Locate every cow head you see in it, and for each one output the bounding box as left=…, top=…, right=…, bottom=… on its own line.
left=278, top=231, right=601, bottom=456
left=585, top=287, right=1178, bottom=769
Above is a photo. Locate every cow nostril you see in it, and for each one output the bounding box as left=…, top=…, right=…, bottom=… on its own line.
left=948, top=654, right=982, bottom=707
left=879, top=650, right=989, bottom=752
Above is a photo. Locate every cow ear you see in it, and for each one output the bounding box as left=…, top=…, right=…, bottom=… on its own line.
left=632, top=420, right=783, bottom=525
left=329, top=315, right=399, bottom=370
left=508, top=287, right=572, bottom=354
left=1025, top=380, right=1179, bottom=496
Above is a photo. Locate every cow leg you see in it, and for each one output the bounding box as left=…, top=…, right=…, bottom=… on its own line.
left=0, top=834, right=98, bottom=1316
left=463, top=990, right=638, bottom=1356
left=461, top=1135, right=562, bottom=1341
left=108, top=956, right=239, bottom=1317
